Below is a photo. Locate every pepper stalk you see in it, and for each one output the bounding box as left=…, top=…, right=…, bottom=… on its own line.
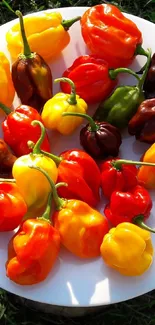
left=54, top=78, right=77, bottom=105
left=112, top=158, right=155, bottom=170
left=133, top=215, right=155, bottom=234
left=62, top=112, right=99, bottom=132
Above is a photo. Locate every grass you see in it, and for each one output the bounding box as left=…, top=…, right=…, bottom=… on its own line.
left=0, top=0, right=155, bottom=324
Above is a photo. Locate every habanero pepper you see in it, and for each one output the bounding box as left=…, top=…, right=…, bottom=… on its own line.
left=62, top=112, right=122, bottom=159
left=60, top=55, right=140, bottom=104
left=143, top=53, right=155, bottom=99
left=100, top=223, right=154, bottom=276
left=94, top=49, right=151, bottom=128
left=6, top=192, right=60, bottom=285
left=0, top=180, right=27, bottom=232
left=12, top=121, right=58, bottom=217
left=40, top=148, right=101, bottom=207
left=0, top=52, right=15, bottom=115
left=33, top=167, right=109, bottom=259
left=137, top=143, right=155, bottom=189
left=104, top=185, right=155, bottom=234
left=41, top=78, right=88, bottom=135
left=80, top=4, right=146, bottom=69
left=0, top=103, right=50, bottom=157
left=100, top=158, right=155, bottom=199
left=0, top=139, right=16, bottom=178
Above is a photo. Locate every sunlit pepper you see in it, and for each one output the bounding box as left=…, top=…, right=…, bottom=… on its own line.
left=12, top=121, right=58, bottom=217
left=0, top=52, right=15, bottom=115
left=0, top=139, right=16, bottom=178
left=41, top=78, right=88, bottom=135
left=100, top=223, right=154, bottom=276
left=138, top=143, right=155, bottom=189
left=6, top=191, right=60, bottom=285
left=34, top=167, right=109, bottom=259
left=0, top=181, right=27, bottom=232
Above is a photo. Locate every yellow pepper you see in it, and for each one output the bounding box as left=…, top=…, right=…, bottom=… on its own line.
left=138, top=143, right=155, bottom=189
left=6, top=12, right=80, bottom=62
left=41, top=78, right=88, bottom=135
left=12, top=120, right=58, bottom=217
left=100, top=222, right=154, bottom=276
left=0, top=52, right=15, bottom=115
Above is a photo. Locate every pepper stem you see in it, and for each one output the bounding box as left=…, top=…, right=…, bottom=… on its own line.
left=113, top=159, right=155, bottom=171
left=15, top=10, right=32, bottom=58
left=39, top=192, right=52, bottom=222
left=29, top=121, right=46, bottom=155
left=0, top=102, right=12, bottom=115
left=135, top=44, right=149, bottom=58
left=61, top=16, right=81, bottom=31
left=29, top=166, right=67, bottom=210
left=62, top=112, right=99, bottom=132
left=109, top=68, right=141, bottom=81
left=138, top=48, right=152, bottom=90
left=133, top=215, right=155, bottom=233
left=40, top=150, right=63, bottom=166
left=54, top=78, right=77, bottom=105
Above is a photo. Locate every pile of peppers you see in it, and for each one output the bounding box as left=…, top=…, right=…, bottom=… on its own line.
left=0, top=1, right=155, bottom=285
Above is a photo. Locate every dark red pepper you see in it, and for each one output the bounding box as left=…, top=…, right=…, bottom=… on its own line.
left=143, top=53, right=155, bottom=99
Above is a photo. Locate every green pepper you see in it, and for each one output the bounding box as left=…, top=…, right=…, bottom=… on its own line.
left=93, top=49, right=151, bottom=129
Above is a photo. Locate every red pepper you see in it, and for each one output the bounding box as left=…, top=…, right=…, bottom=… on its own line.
left=0, top=103, right=50, bottom=157
left=0, top=181, right=27, bottom=231
left=104, top=185, right=155, bottom=232
left=41, top=149, right=101, bottom=207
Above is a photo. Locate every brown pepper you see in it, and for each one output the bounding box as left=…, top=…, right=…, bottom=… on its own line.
left=143, top=53, right=155, bottom=99
left=128, top=98, right=155, bottom=143
left=0, top=139, right=17, bottom=178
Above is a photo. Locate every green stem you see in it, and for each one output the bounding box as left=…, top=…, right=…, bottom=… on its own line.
left=109, top=68, right=141, bottom=81
left=55, top=78, right=77, bottom=105
left=138, top=48, right=152, bottom=89
left=39, top=192, right=52, bottom=222
left=133, top=215, right=155, bottom=233
left=40, top=150, right=62, bottom=166
left=15, top=10, right=32, bottom=57
left=30, top=120, right=46, bottom=155
left=2, top=0, right=15, bottom=14
left=135, top=44, right=149, bottom=58
left=112, top=159, right=155, bottom=171
left=0, top=178, right=16, bottom=183
left=0, top=102, right=12, bottom=115
left=62, top=112, right=99, bottom=132
left=61, top=16, right=81, bottom=31
left=29, top=166, right=67, bottom=210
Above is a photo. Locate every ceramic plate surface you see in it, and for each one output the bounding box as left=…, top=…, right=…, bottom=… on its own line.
left=0, top=6, right=155, bottom=307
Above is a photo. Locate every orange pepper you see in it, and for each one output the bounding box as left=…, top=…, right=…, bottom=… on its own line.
left=0, top=52, right=15, bottom=115
left=138, top=143, right=155, bottom=189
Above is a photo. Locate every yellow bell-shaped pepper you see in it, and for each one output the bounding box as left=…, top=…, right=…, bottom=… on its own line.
left=41, top=78, right=88, bottom=135
left=6, top=12, right=80, bottom=62
left=0, top=52, right=15, bottom=115
left=12, top=120, right=58, bottom=217
left=100, top=222, right=154, bottom=276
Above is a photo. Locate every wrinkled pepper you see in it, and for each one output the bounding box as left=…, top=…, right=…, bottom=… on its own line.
left=40, top=149, right=101, bottom=207
left=41, top=78, right=88, bottom=135
left=94, top=49, right=152, bottom=128
left=80, top=4, right=146, bottom=69
left=6, top=191, right=60, bottom=285
left=34, top=167, right=109, bottom=258
left=0, top=181, right=27, bottom=232
left=63, top=112, right=122, bottom=159
left=0, top=52, right=15, bottom=114
left=143, top=53, right=155, bottom=99
left=100, top=223, right=154, bottom=276
left=8, top=8, right=53, bottom=113
left=0, top=139, right=16, bottom=178
left=138, top=143, right=155, bottom=189
left=104, top=185, right=155, bottom=234
left=5, top=9, right=80, bottom=62
left=128, top=98, right=155, bottom=143
left=0, top=103, right=50, bottom=157
left=61, top=54, right=142, bottom=104
left=100, top=158, right=155, bottom=199
left=12, top=121, right=58, bottom=217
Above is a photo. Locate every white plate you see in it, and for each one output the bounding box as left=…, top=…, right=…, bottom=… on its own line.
left=0, top=6, right=155, bottom=308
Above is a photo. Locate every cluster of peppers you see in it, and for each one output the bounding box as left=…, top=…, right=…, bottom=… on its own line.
left=0, top=2, right=155, bottom=284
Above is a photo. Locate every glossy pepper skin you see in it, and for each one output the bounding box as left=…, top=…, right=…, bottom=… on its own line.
left=128, top=98, right=155, bottom=143
left=1, top=104, right=50, bottom=157
left=143, top=53, right=155, bottom=99
left=11, top=11, right=53, bottom=113
left=6, top=193, right=60, bottom=285
left=60, top=55, right=117, bottom=104
left=80, top=4, right=143, bottom=68
left=42, top=149, right=101, bottom=207
left=0, top=139, right=16, bottom=178
left=100, top=223, right=154, bottom=276
left=138, top=143, right=155, bottom=189
left=41, top=78, right=88, bottom=135
left=12, top=121, right=58, bottom=217
left=0, top=182, right=27, bottom=232
left=63, top=112, right=122, bottom=159
left=0, top=52, right=15, bottom=115
left=6, top=12, right=81, bottom=62
left=93, top=49, right=151, bottom=129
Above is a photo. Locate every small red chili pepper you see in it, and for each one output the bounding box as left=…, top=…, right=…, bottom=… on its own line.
left=0, top=103, right=50, bottom=157
left=104, top=185, right=155, bottom=233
